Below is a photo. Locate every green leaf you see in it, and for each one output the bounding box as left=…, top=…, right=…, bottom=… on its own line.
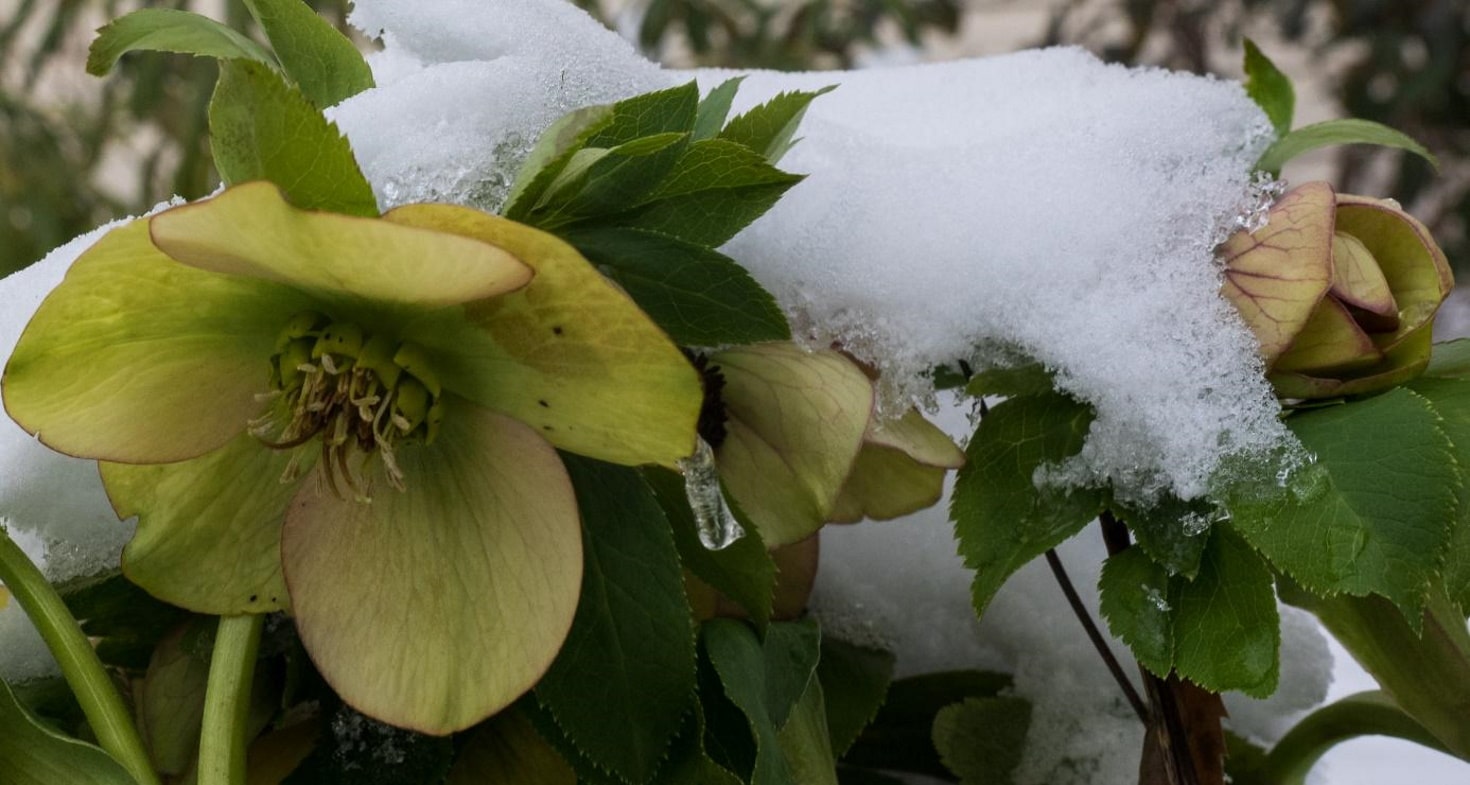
left=586, top=82, right=701, bottom=148
left=1243, top=39, right=1294, bottom=137
left=86, top=8, right=276, bottom=76
left=841, top=670, right=1012, bottom=780
left=1280, top=579, right=1470, bottom=758
left=951, top=392, right=1103, bottom=617
left=1099, top=529, right=1281, bottom=696
left=548, top=132, right=691, bottom=221
left=1228, top=387, right=1458, bottom=619
left=564, top=226, right=790, bottom=346
left=963, top=361, right=1056, bottom=398
left=816, top=638, right=895, bottom=758
left=931, top=696, right=1032, bottom=785
left=695, top=78, right=745, bottom=141
left=650, top=700, right=745, bottom=785
left=720, top=87, right=836, bottom=164
left=0, top=678, right=134, bottom=785
left=505, top=104, right=616, bottom=219
left=1407, top=376, right=1470, bottom=614
left=535, top=456, right=697, bottom=785
left=610, top=138, right=805, bottom=247
left=1256, top=118, right=1438, bottom=174
left=1112, top=494, right=1214, bottom=579
left=777, top=679, right=838, bottom=785
left=761, top=620, right=822, bottom=728
left=702, top=619, right=824, bottom=785
left=647, top=467, right=777, bottom=627
left=208, top=59, right=378, bottom=216
left=241, top=0, right=374, bottom=109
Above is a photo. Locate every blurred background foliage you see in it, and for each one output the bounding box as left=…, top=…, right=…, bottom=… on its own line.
left=2, top=0, right=1467, bottom=278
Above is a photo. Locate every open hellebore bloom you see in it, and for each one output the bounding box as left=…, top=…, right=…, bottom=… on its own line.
left=691, top=343, right=962, bottom=546
left=1221, top=181, right=1454, bottom=399
left=1, top=183, right=701, bottom=733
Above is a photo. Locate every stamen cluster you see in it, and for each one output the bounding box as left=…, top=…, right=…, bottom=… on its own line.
left=250, top=312, right=443, bottom=500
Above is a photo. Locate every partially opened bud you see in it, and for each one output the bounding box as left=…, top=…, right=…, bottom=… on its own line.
left=1221, top=181, right=1453, bottom=399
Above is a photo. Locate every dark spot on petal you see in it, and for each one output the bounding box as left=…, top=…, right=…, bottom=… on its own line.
left=552, top=325, right=565, bottom=336
left=249, top=594, right=258, bottom=603
left=538, top=399, right=550, bottom=408
left=542, top=425, right=554, bottom=431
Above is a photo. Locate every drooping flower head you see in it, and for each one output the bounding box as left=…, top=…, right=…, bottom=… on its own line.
left=2, top=182, right=702, bottom=733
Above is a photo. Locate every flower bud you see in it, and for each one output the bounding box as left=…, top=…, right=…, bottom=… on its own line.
left=1221, top=181, right=1453, bottom=399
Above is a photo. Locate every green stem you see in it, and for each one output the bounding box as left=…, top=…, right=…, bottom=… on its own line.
left=197, top=614, right=264, bottom=785
left=0, top=527, right=161, bottom=785
left=1259, top=691, right=1450, bottom=785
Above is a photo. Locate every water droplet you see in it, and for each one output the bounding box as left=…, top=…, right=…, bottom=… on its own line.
left=676, top=438, right=746, bottom=551
left=1142, top=585, right=1171, bottom=613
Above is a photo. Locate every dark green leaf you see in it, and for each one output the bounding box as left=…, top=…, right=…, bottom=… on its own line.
left=87, top=8, right=275, bottom=76
left=565, top=226, right=789, bottom=346
left=720, top=87, right=836, bottom=164
left=649, top=467, right=776, bottom=627
left=761, top=620, right=822, bottom=728
left=963, top=361, right=1056, bottom=399
left=1256, top=119, right=1438, bottom=174
left=241, top=0, right=374, bottom=109
left=695, top=78, right=745, bottom=141
left=931, top=696, right=1032, bottom=785
left=841, top=670, right=1012, bottom=779
left=208, top=59, right=378, bottom=216
left=610, top=139, right=804, bottom=247
left=587, top=82, right=701, bottom=148
left=551, top=132, right=691, bottom=220
left=1228, top=387, right=1458, bottom=620
left=536, top=455, right=696, bottom=785
left=777, top=679, right=838, bottom=785
left=816, top=638, right=894, bottom=758
left=1407, top=376, right=1470, bottom=615
left=651, top=700, right=745, bottom=785
left=951, top=392, right=1103, bottom=617
left=0, top=678, right=133, bottom=785
left=504, top=104, right=616, bottom=219
left=1113, top=495, right=1214, bottom=579
left=1100, top=528, right=1279, bottom=696
left=703, top=618, right=826, bottom=785
left=1243, top=40, right=1295, bottom=137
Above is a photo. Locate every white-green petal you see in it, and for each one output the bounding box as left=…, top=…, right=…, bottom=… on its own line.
left=103, top=432, right=307, bottom=615
left=381, top=204, right=702, bottom=469
left=4, top=217, right=312, bottom=463
left=150, top=182, right=533, bottom=311
left=713, top=344, right=872, bottom=546
left=281, top=398, right=582, bottom=734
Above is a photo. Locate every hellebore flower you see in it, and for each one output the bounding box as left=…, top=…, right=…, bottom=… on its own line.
left=691, top=343, right=962, bottom=546
left=2, top=182, right=701, bottom=733
left=1221, top=181, right=1454, bottom=399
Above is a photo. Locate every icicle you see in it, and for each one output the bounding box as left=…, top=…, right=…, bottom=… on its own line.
left=676, top=438, right=745, bottom=551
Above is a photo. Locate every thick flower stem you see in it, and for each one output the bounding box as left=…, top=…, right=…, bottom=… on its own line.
left=198, top=614, right=264, bottom=785
left=0, top=527, right=161, bottom=785
left=1258, top=691, right=1449, bottom=785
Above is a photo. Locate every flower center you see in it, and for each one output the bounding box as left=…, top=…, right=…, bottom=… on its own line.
left=250, top=311, right=443, bottom=501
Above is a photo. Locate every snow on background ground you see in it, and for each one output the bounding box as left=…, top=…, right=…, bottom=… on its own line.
left=0, top=0, right=1464, bottom=781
